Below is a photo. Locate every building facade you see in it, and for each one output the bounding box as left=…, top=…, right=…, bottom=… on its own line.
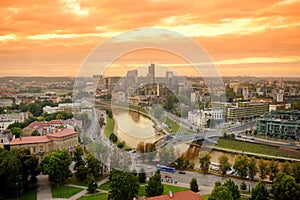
left=9, top=128, right=78, bottom=155
left=256, top=110, right=300, bottom=139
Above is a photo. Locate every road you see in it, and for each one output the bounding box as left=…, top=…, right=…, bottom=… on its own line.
left=159, top=170, right=257, bottom=195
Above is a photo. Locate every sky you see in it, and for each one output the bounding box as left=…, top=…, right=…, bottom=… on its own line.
left=0, top=0, right=300, bottom=77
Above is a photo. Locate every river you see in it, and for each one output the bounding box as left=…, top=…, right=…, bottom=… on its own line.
left=113, top=109, right=162, bottom=148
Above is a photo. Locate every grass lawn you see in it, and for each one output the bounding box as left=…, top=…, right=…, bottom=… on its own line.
left=100, top=181, right=188, bottom=197
left=162, top=184, right=189, bottom=194
left=66, top=174, right=109, bottom=187
left=98, top=181, right=111, bottom=191
left=52, top=185, right=83, bottom=198
left=202, top=194, right=210, bottom=200
left=165, top=117, right=180, bottom=133
left=77, top=193, right=108, bottom=200
left=104, top=114, right=115, bottom=139
left=216, top=138, right=299, bottom=159
left=6, top=189, right=37, bottom=200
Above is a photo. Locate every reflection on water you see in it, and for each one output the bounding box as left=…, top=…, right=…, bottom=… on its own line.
left=114, top=109, right=162, bottom=148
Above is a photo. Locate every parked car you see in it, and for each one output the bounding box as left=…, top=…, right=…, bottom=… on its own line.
left=178, top=171, right=186, bottom=174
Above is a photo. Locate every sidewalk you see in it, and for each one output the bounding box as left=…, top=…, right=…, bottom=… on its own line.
left=37, top=175, right=52, bottom=200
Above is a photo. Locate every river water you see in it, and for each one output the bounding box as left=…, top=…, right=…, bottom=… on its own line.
left=114, top=109, right=162, bottom=148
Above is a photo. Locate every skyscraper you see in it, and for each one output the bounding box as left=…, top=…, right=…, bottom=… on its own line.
left=148, top=63, right=155, bottom=85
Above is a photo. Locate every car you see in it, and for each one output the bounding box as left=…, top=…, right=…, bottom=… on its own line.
left=178, top=171, right=186, bottom=174
left=165, top=175, right=172, bottom=179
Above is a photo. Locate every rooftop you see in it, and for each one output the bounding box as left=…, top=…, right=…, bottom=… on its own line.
left=146, top=190, right=204, bottom=200
left=10, top=136, right=51, bottom=145
left=47, top=128, right=77, bottom=138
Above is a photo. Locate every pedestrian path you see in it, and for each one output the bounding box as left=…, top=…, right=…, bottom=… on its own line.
left=37, top=175, right=110, bottom=200
left=37, top=175, right=52, bottom=200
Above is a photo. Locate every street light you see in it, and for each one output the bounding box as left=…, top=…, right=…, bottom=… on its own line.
left=16, top=182, right=18, bottom=200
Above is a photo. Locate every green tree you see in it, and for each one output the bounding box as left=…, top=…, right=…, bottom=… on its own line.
left=146, top=170, right=164, bottom=197
left=75, top=165, right=88, bottom=181
left=73, top=146, right=85, bottom=171
left=291, top=162, right=300, bottom=183
left=268, top=159, right=279, bottom=182
left=199, top=152, right=211, bottom=174
left=175, top=157, right=184, bottom=169
left=233, top=154, right=249, bottom=178
left=218, top=155, right=231, bottom=176
left=272, top=172, right=300, bottom=200
left=258, top=159, right=268, bottom=180
left=87, top=175, right=97, bottom=194
left=240, top=181, right=247, bottom=191
left=281, top=161, right=291, bottom=175
left=209, top=186, right=233, bottom=200
left=109, top=133, right=118, bottom=143
left=215, top=181, right=222, bottom=188
left=11, top=127, right=23, bottom=138
left=139, top=168, right=147, bottom=183
left=31, top=130, right=39, bottom=136
left=27, top=102, right=42, bottom=116
left=190, top=178, right=199, bottom=192
left=0, top=150, right=23, bottom=196
left=110, top=170, right=139, bottom=200
left=38, top=150, right=72, bottom=187
left=99, top=117, right=106, bottom=128
left=86, top=153, right=101, bottom=177
left=223, top=179, right=240, bottom=200
left=251, top=181, right=269, bottom=200
left=248, top=156, right=257, bottom=180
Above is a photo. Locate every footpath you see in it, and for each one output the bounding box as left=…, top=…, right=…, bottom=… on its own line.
left=37, top=176, right=109, bottom=200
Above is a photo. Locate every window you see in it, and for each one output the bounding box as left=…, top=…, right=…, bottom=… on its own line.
left=40, top=146, right=44, bottom=152
left=32, top=146, right=36, bottom=153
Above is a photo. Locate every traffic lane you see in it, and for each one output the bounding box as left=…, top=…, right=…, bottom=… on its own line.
left=159, top=170, right=252, bottom=194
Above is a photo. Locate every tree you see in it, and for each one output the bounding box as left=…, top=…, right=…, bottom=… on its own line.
left=27, top=102, right=42, bottom=116
left=281, top=161, right=291, bottom=175
left=0, top=150, right=23, bottom=196
left=38, top=150, right=72, bottom=187
left=110, top=170, right=139, bottom=200
left=109, top=133, right=118, bottom=143
left=223, top=179, right=240, bottom=200
left=218, top=155, right=231, bottom=176
left=240, top=181, right=247, bottom=191
left=139, top=168, right=147, bottom=183
left=209, top=186, right=233, bottom=200
left=233, top=154, right=249, bottom=178
left=248, top=156, right=257, bottom=180
left=291, top=162, right=300, bottom=183
left=146, top=170, right=164, bottom=197
left=31, top=130, right=39, bottom=136
left=73, top=146, right=85, bottom=171
left=87, top=175, right=97, bottom=194
left=215, top=181, right=222, bottom=188
left=11, top=127, right=23, bottom=138
left=175, top=157, right=184, bottom=169
left=190, top=178, right=199, bottom=192
left=99, top=117, right=106, bottom=128
left=75, top=165, right=88, bottom=181
left=251, top=181, right=269, bottom=200
left=86, top=153, right=101, bottom=177
left=268, top=159, right=279, bottom=182
left=199, top=152, right=211, bottom=174
left=258, top=159, right=268, bottom=180
left=272, top=172, right=300, bottom=200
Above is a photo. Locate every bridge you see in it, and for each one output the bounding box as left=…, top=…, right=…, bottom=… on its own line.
left=155, top=132, right=221, bottom=148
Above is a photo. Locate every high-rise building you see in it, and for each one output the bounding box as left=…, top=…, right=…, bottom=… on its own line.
left=148, top=63, right=155, bottom=84
left=165, top=71, right=173, bottom=86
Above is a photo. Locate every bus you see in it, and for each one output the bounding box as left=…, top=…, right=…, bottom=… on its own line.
left=156, top=164, right=176, bottom=173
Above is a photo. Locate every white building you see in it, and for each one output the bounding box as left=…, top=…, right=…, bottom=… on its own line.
left=188, top=109, right=223, bottom=127
left=0, top=120, right=14, bottom=132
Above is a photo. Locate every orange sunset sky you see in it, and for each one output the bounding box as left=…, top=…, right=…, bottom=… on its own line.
left=0, top=0, right=300, bottom=77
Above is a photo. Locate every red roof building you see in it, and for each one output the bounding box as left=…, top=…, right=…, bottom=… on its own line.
left=145, top=190, right=204, bottom=200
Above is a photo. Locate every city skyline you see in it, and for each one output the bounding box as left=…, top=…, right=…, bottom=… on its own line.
left=0, top=0, right=300, bottom=77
